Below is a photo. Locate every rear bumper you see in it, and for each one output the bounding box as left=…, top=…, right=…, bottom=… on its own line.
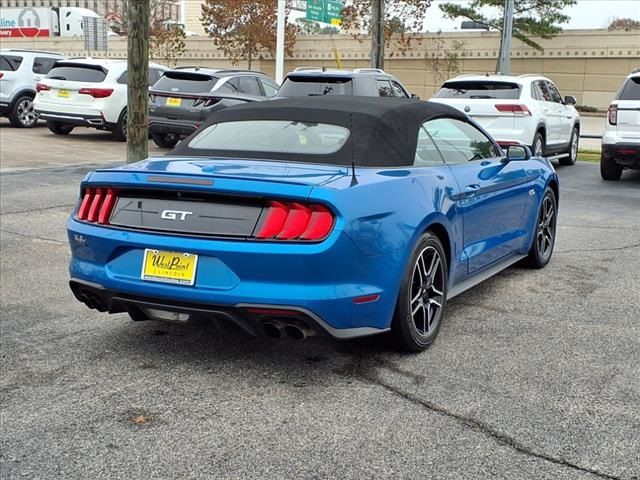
left=36, top=109, right=107, bottom=127
left=149, top=118, right=198, bottom=137
left=602, top=142, right=640, bottom=168
left=67, top=217, right=402, bottom=339
left=69, top=278, right=385, bottom=339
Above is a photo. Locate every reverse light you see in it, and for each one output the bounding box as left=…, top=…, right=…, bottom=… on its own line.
left=495, top=104, right=532, bottom=116
left=78, top=87, right=114, bottom=98
left=76, top=187, right=118, bottom=224
left=608, top=104, right=618, bottom=125
left=256, top=201, right=335, bottom=241
left=36, top=82, right=50, bottom=92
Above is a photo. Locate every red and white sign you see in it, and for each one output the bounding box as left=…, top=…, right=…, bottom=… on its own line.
left=0, top=7, right=52, bottom=38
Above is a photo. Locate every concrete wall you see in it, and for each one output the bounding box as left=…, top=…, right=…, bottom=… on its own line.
left=1, top=29, right=638, bottom=109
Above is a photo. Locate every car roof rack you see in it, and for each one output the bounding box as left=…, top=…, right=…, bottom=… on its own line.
left=353, top=68, right=386, bottom=74
left=293, top=66, right=324, bottom=72
left=0, top=48, right=64, bottom=55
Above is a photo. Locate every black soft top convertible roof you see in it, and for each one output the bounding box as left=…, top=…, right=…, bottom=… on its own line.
left=169, top=96, right=468, bottom=167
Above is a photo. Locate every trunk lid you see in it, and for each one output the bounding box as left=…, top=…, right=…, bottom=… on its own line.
left=614, top=100, right=640, bottom=140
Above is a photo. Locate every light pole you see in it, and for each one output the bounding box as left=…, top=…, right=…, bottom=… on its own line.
left=275, top=0, right=286, bottom=83
left=370, top=0, right=384, bottom=69
left=497, top=0, right=514, bottom=74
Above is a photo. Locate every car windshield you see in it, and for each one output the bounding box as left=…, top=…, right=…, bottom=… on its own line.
left=188, top=120, right=350, bottom=155
left=617, top=77, right=640, bottom=100
left=153, top=72, right=218, bottom=94
left=277, top=76, right=353, bottom=96
left=46, top=64, right=107, bottom=82
left=434, top=81, right=521, bottom=99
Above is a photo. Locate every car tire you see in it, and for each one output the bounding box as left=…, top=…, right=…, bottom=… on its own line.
left=151, top=132, right=179, bottom=149
left=391, top=232, right=448, bottom=352
left=523, top=188, right=557, bottom=269
left=112, top=109, right=127, bottom=142
left=47, top=121, right=74, bottom=135
left=8, top=95, right=38, bottom=128
left=600, top=153, right=623, bottom=181
left=531, top=131, right=545, bottom=158
left=559, top=127, right=579, bottom=166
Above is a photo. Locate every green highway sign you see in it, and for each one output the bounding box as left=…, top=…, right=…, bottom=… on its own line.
left=306, top=0, right=343, bottom=26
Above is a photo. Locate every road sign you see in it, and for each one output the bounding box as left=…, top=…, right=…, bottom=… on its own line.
left=306, top=0, right=343, bottom=26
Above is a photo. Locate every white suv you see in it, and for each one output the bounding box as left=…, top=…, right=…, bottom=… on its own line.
left=0, top=49, right=65, bottom=128
left=34, top=58, right=167, bottom=141
left=430, top=74, right=581, bottom=165
left=601, top=70, right=640, bottom=180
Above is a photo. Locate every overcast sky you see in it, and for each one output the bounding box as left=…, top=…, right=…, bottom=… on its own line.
left=424, top=0, right=640, bottom=31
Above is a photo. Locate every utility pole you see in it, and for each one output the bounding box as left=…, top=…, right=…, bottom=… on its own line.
left=497, top=0, right=514, bottom=74
left=126, top=0, right=149, bottom=163
left=370, top=0, right=384, bottom=70
left=275, top=0, right=286, bottom=83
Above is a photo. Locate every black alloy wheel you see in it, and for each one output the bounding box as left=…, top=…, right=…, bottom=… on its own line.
left=391, top=232, right=448, bottom=352
left=524, top=188, right=557, bottom=268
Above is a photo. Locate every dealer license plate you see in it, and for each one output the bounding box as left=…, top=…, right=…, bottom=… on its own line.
left=166, top=97, right=182, bottom=107
left=57, top=89, right=70, bottom=98
left=141, top=249, right=198, bottom=286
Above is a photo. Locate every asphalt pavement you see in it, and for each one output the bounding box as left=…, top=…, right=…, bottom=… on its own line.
left=0, top=122, right=639, bottom=480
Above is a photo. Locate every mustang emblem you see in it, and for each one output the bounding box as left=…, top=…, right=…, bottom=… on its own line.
left=161, top=210, right=193, bottom=221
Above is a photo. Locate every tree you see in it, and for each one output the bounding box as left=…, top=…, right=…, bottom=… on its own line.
left=295, top=18, right=340, bottom=35
left=150, top=24, right=186, bottom=67
left=105, top=0, right=178, bottom=35
left=439, top=0, right=576, bottom=52
left=106, top=0, right=186, bottom=68
left=201, top=0, right=297, bottom=70
left=340, top=0, right=433, bottom=52
left=608, top=18, right=640, bottom=31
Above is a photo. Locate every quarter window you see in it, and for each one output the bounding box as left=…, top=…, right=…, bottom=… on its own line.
left=259, top=78, right=279, bottom=97
left=391, top=80, right=409, bottom=98
left=235, top=76, right=262, bottom=96
left=414, top=126, right=445, bottom=166
left=0, top=55, right=23, bottom=71
left=424, top=118, right=497, bottom=165
left=376, top=79, right=393, bottom=97
left=545, top=81, right=563, bottom=103
left=33, top=57, right=58, bottom=75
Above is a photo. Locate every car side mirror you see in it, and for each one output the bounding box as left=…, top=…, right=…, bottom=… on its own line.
left=411, top=93, right=420, bottom=100
left=564, top=95, right=577, bottom=105
left=506, top=145, right=531, bottom=161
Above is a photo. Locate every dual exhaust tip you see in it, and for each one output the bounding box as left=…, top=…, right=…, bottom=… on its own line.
left=262, top=322, right=314, bottom=341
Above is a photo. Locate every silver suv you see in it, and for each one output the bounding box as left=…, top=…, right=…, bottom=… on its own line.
left=0, top=49, right=65, bottom=128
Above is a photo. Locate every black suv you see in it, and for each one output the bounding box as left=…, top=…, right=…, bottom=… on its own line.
left=275, top=68, right=415, bottom=98
left=148, top=67, right=279, bottom=148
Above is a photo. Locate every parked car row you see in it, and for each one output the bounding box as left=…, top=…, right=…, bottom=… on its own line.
left=2, top=48, right=638, bottom=179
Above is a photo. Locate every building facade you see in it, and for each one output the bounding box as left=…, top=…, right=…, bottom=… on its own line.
left=0, top=0, right=180, bottom=22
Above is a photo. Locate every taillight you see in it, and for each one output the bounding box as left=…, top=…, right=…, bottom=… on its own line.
left=608, top=104, right=618, bottom=125
left=75, top=187, right=118, bottom=225
left=78, top=88, right=114, bottom=98
left=0, top=73, right=5, bottom=79
left=495, top=104, right=532, bottom=116
left=36, top=82, right=50, bottom=92
left=256, top=201, right=335, bottom=241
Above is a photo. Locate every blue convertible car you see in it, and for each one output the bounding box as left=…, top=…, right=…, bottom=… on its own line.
left=68, top=97, right=558, bottom=351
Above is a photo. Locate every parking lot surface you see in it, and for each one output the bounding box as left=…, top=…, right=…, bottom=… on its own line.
left=1, top=123, right=639, bottom=479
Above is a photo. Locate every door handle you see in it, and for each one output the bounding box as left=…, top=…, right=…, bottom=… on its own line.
left=464, top=184, right=481, bottom=192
